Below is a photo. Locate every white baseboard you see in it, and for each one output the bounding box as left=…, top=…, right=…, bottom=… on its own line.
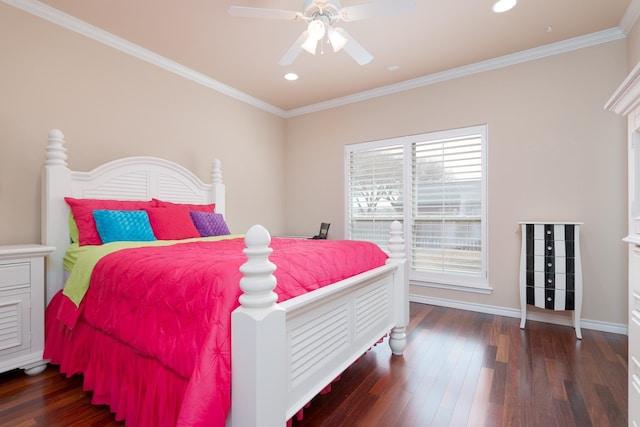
left=410, top=294, right=628, bottom=336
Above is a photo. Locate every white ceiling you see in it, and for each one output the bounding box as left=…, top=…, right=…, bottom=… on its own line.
left=28, top=0, right=636, bottom=114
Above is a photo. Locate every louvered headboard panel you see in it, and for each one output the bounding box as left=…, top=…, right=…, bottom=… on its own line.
left=69, top=157, right=216, bottom=205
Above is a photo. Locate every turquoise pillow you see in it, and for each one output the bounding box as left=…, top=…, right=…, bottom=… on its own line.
left=93, top=209, right=157, bottom=244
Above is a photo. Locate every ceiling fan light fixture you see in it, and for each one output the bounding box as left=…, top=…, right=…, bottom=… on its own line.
left=492, top=0, right=517, bottom=13
left=307, top=19, right=326, bottom=40
left=301, top=35, right=318, bottom=54
left=233, top=0, right=411, bottom=66
left=328, top=26, right=348, bottom=52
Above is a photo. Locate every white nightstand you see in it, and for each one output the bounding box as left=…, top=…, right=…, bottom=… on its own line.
left=0, top=244, right=54, bottom=375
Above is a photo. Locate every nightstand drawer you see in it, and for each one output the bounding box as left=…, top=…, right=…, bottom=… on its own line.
left=0, top=262, right=30, bottom=290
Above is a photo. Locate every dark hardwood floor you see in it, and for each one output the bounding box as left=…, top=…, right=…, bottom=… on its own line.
left=0, top=303, right=628, bottom=426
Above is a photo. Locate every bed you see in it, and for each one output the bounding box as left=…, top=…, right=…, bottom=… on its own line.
left=40, top=129, right=408, bottom=427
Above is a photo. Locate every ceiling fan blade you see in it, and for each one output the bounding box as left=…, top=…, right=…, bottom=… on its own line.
left=337, top=28, right=373, bottom=65
left=340, top=0, right=415, bottom=22
left=228, top=6, right=303, bottom=21
left=278, top=31, right=309, bottom=66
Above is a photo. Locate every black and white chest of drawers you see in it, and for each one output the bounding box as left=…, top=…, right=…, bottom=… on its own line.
left=518, top=222, right=583, bottom=339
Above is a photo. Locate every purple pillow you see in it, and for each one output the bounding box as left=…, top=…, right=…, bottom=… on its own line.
left=190, top=211, right=230, bottom=237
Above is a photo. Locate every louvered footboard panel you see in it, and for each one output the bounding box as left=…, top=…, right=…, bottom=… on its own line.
left=282, top=266, right=397, bottom=419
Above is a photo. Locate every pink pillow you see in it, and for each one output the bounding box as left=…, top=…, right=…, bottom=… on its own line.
left=152, top=198, right=215, bottom=213
left=65, top=197, right=154, bottom=246
left=145, top=207, right=201, bottom=240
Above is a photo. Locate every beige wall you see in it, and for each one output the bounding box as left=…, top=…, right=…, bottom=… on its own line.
left=284, top=41, right=629, bottom=325
left=0, top=3, right=287, bottom=244
left=1, top=2, right=631, bottom=326
left=627, top=16, right=640, bottom=71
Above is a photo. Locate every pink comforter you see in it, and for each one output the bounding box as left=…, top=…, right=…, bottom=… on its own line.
left=46, top=237, right=388, bottom=427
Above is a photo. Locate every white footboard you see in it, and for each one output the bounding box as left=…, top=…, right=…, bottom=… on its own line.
left=231, top=222, right=407, bottom=427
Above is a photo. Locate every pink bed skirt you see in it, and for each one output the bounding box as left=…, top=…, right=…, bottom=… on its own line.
left=45, top=290, right=383, bottom=427
left=44, top=291, right=189, bottom=427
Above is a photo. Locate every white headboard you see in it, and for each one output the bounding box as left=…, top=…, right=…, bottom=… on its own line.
left=41, top=129, right=226, bottom=303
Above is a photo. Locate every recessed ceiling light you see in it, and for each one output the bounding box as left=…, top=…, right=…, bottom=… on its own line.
left=388, top=65, right=400, bottom=72
left=492, top=0, right=517, bottom=13
left=284, top=72, right=298, bottom=81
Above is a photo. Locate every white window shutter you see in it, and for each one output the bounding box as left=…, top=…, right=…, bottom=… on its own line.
left=345, top=125, right=487, bottom=290
left=346, top=144, right=404, bottom=248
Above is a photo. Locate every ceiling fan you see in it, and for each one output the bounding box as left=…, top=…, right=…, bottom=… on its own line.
left=228, top=0, right=415, bottom=66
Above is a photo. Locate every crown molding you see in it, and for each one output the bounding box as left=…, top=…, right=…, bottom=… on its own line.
left=285, top=28, right=626, bottom=117
left=4, top=0, right=629, bottom=119
left=619, top=0, right=640, bottom=35
left=605, top=59, right=640, bottom=115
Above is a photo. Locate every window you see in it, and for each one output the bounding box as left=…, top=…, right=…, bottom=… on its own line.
left=345, top=125, right=488, bottom=292
left=345, top=141, right=404, bottom=248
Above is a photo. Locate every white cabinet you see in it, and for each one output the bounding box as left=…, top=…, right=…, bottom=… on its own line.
left=519, top=222, right=583, bottom=339
left=629, top=242, right=640, bottom=427
left=626, top=235, right=640, bottom=427
left=0, top=245, right=54, bottom=375
left=606, top=61, right=640, bottom=427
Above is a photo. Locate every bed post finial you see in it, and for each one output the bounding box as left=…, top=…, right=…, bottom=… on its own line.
left=239, top=224, right=278, bottom=308
left=232, top=224, right=286, bottom=427
left=42, top=129, right=72, bottom=303
left=212, top=159, right=222, bottom=184
left=386, top=220, right=408, bottom=356
left=45, top=129, right=67, bottom=166
left=211, top=159, right=225, bottom=216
